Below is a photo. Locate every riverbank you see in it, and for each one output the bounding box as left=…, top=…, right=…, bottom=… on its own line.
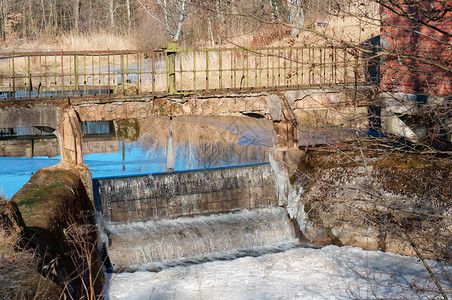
left=0, top=164, right=103, bottom=299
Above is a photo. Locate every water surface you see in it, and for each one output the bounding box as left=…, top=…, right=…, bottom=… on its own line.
left=0, top=117, right=273, bottom=198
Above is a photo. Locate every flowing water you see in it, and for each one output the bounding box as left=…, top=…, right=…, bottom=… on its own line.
left=1, top=116, right=449, bottom=299
left=102, top=207, right=300, bottom=273
left=94, top=163, right=276, bottom=222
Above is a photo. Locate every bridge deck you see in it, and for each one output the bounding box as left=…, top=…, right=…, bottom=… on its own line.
left=0, top=45, right=374, bottom=105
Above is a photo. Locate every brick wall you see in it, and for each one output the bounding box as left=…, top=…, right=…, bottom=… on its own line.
left=380, top=0, right=452, bottom=95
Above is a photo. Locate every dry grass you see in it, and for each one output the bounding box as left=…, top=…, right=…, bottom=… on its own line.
left=1, top=31, right=135, bottom=52
left=56, top=31, right=135, bottom=51
left=0, top=197, right=62, bottom=299
left=0, top=227, right=41, bottom=299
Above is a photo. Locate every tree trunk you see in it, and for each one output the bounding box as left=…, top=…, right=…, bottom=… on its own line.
left=50, top=0, right=56, bottom=36
left=2, top=0, right=9, bottom=40
left=173, top=0, right=189, bottom=41
left=89, top=0, right=93, bottom=29
left=126, top=0, right=131, bottom=35
left=28, top=0, right=34, bottom=39
left=74, top=0, right=80, bottom=34
left=0, top=0, right=4, bottom=40
left=109, top=0, right=114, bottom=33
left=40, top=0, right=47, bottom=33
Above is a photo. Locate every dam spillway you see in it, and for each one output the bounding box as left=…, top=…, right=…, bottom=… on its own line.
left=93, top=163, right=277, bottom=223
left=103, top=207, right=297, bottom=272
left=93, top=163, right=300, bottom=272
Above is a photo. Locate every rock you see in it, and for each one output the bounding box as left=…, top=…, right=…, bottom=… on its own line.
left=380, top=92, right=420, bottom=114
left=297, top=146, right=452, bottom=261
left=114, top=82, right=138, bottom=95
left=284, top=90, right=304, bottom=109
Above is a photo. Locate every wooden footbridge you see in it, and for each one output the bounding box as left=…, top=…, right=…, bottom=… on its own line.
left=0, top=42, right=369, bottom=103
left=0, top=43, right=374, bottom=164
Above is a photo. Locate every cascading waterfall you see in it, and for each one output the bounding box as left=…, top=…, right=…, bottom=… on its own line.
left=103, top=207, right=298, bottom=272
left=95, top=162, right=304, bottom=273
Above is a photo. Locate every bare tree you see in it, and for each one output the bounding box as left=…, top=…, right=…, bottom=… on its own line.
left=157, top=0, right=193, bottom=41
left=74, top=0, right=80, bottom=34
left=126, top=0, right=132, bottom=34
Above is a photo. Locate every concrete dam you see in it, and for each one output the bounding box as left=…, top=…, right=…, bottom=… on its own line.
left=93, top=162, right=300, bottom=272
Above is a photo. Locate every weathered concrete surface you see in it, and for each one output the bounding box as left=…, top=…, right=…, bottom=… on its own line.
left=266, top=94, right=282, bottom=121
left=296, top=145, right=451, bottom=261
left=378, top=92, right=452, bottom=148
left=74, top=95, right=270, bottom=121
left=11, top=165, right=103, bottom=299
left=0, top=104, right=58, bottom=129
left=58, top=107, right=84, bottom=165
left=0, top=88, right=369, bottom=154
left=94, top=163, right=276, bottom=223
left=73, top=89, right=361, bottom=124
left=286, top=89, right=368, bottom=128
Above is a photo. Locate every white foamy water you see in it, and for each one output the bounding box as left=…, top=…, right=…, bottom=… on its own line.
left=106, top=245, right=451, bottom=300
left=104, top=208, right=297, bottom=272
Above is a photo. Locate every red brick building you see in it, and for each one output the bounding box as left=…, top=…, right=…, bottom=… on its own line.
left=380, top=0, right=452, bottom=96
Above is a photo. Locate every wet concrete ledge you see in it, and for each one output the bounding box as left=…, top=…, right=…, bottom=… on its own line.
left=94, top=163, right=277, bottom=223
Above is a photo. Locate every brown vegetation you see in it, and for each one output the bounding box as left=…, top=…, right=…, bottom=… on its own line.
left=0, top=198, right=62, bottom=299
left=0, top=165, right=105, bottom=299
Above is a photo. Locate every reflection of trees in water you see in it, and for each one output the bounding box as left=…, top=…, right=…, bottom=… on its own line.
left=134, top=118, right=268, bottom=167
left=113, top=117, right=269, bottom=168
left=136, top=118, right=239, bottom=146
left=178, top=142, right=269, bottom=168
left=133, top=139, right=268, bottom=168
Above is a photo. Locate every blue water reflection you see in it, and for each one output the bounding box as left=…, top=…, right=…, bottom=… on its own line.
left=86, top=140, right=268, bottom=180
left=0, top=156, right=61, bottom=198
left=0, top=118, right=270, bottom=198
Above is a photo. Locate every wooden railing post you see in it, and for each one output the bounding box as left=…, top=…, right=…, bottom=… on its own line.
left=74, top=53, right=79, bottom=91
left=11, top=51, right=15, bottom=100
left=163, top=42, right=178, bottom=95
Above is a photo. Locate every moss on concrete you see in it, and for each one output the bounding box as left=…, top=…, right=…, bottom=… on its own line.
left=10, top=166, right=104, bottom=299
left=14, top=168, right=90, bottom=231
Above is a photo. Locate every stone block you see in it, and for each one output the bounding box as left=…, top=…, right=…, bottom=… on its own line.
left=266, top=94, right=282, bottom=121
left=101, top=104, right=116, bottom=120
left=115, top=103, right=128, bottom=120
left=182, top=103, right=192, bottom=115
left=284, top=90, right=306, bottom=109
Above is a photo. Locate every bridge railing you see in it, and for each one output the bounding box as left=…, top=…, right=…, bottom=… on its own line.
left=0, top=44, right=366, bottom=101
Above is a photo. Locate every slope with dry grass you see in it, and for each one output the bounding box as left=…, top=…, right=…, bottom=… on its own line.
left=0, top=198, right=62, bottom=299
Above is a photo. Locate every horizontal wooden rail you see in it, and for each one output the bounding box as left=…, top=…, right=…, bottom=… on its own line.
left=0, top=45, right=370, bottom=102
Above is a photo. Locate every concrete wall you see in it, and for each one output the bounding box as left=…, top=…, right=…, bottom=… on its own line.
left=0, top=136, right=118, bottom=158
left=93, top=163, right=276, bottom=223
left=0, top=88, right=370, bottom=159
left=0, top=104, right=58, bottom=129
left=0, top=138, right=59, bottom=157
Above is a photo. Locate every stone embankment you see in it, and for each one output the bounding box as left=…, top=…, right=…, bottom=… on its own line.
left=295, top=143, right=451, bottom=261
left=0, top=165, right=103, bottom=299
